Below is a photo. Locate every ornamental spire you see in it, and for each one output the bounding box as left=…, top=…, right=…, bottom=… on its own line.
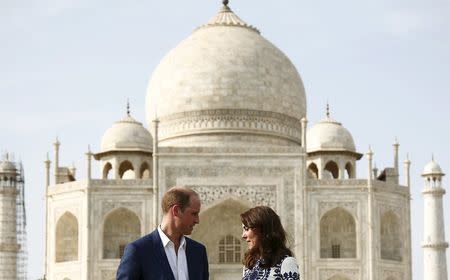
left=198, top=0, right=260, bottom=33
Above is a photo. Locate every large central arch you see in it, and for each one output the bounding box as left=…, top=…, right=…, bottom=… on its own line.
left=191, top=198, right=250, bottom=264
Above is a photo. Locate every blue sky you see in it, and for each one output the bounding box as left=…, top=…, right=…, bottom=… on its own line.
left=1, top=0, right=449, bottom=279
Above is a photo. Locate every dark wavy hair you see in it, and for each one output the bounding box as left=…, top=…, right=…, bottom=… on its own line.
left=240, top=206, right=293, bottom=268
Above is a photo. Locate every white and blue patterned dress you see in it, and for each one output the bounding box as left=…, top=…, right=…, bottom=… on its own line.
left=242, top=256, right=300, bottom=280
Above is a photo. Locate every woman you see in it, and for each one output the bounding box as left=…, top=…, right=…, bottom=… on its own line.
left=241, top=206, right=300, bottom=280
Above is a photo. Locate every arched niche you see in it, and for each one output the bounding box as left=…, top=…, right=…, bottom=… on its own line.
left=380, top=211, right=402, bottom=261
left=345, top=162, right=353, bottom=179
left=320, top=207, right=356, bottom=258
left=103, top=162, right=112, bottom=179
left=324, top=161, right=339, bottom=179
left=103, top=208, right=141, bottom=259
left=55, top=212, right=78, bottom=262
left=191, top=198, right=249, bottom=264
left=140, top=162, right=151, bottom=179
left=119, top=160, right=134, bottom=179
left=308, top=162, right=319, bottom=179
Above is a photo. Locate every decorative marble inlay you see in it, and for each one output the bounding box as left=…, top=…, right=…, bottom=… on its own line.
left=90, top=179, right=153, bottom=187
left=379, top=204, right=402, bottom=218
left=101, top=270, right=116, bottom=280
left=382, top=269, right=403, bottom=279
left=319, top=268, right=359, bottom=280
left=422, top=242, right=449, bottom=249
left=54, top=207, right=79, bottom=223
left=101, top=201, right=142, bottom=218
left=319, top=201, right=357, bottom=218
left=189, top=185, right=276, bottom=208
left=0, top=243, right=20, bottom=252
left=158, top=109, right=302, bottom=142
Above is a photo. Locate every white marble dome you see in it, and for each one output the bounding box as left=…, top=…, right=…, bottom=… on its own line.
left=146, top=4, right=306, bottom=146
left=422, top=159, right=445, bottom=176
left=0, top=160, right=16, bottom=173
left=307, top=116, right=356, bottom=153
left=101, top=115, right=152, bottom=153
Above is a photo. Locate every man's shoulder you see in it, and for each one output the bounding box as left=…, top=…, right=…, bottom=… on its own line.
left=185, top=236, right=206, bottom=250
left=129, top=229, right=159, bottom=249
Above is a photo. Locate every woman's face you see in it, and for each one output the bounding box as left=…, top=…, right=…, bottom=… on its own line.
left=242, top=224, right=260, bottom=250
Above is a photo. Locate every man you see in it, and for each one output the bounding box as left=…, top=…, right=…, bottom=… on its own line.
left=117, top=186, right=209, bottom=280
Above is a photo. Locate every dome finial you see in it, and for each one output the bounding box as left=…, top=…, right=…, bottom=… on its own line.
left=127, top=99, right=131, bottom=116
left=326, top=102, right=330, bottom=118
left=222, top=0, right=229, bottom=6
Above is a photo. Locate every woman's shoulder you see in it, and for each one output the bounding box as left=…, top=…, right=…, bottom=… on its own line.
left=281, top=256, right=298, bottom=268
left=270, top=256, right=300, bottom=279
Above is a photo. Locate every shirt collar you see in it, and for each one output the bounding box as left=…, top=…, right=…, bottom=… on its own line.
left=158, top=226, right=187, bottom=249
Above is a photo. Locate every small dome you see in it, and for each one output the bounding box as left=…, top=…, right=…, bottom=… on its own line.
left=0, top=160, right=16, bottom=173
left=422, top=159, right=445, bottom=177
left=146, top=3, right=306, bottom=145
left=100, top=115, right=153, bottom=153
left=307, top=116, right=357, bottom=154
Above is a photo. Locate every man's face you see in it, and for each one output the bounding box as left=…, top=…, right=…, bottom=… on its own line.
left=176, top=195, right=201, bottom=235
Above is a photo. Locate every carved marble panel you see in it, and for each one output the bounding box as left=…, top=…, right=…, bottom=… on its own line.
left=190, top=185, right=276, bottom=208
left=319, top=201, right=358, bottom=219
left=382, top=269, right=403, bottom=280
left=158, top=109, right=302, bottom=142
left=379, top=204, right=402, bottom=218
left=101, top=270, right=116, bottom=280
left=101, top=201, right=142, bottom=219
left=319, top=268, right=359, bottom=280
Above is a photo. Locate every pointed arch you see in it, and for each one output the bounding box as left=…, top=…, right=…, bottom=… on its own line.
left=345, top=162, right=353, bottom=179
left=380, top=211, right=402, bottom=261
left=103, top=208, right=141, bottom=259
left=139, top=161, right=151, bottom=179
left=119, top=160, right=134, bottom=179
left=307, top=162, right=319, bottom=179
left=55, top=212, right=78, bottom=262
left=320, top=207, right=356, bottom=258
left=103, top=162, right=112, bottom=179
left=191, top=198, right=248, bottom=264
left=324, top=161, right=339, bottom=179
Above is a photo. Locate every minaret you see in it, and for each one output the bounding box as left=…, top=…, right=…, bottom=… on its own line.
left=393, top=138, right=400, bottom=183
left=53, top=138, right=60, bottom=184
left=0, top=155, right=20, bottom=279
left=366, top=147, right=375, bottom=280
left=422, top=158, right=448, bottom=280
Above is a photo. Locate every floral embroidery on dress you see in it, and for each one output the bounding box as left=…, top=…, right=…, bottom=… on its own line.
left=242, top=256, right=300, bottom=280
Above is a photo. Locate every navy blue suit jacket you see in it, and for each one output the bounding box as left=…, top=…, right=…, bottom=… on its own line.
left=116, top=229, right=209, bottom=280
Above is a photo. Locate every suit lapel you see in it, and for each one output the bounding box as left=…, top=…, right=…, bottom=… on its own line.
left=185, top=238, right=196, bottom=280
left=150, top=230, right=176, bottom=280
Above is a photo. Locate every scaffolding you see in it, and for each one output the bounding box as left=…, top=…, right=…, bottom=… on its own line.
left=16, top=162, right=28, bottom=280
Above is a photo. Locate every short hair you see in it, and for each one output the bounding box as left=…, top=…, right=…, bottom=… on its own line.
left=161, top=186, right=198, bottom=214
left=240, top=206, right=293, bottom=268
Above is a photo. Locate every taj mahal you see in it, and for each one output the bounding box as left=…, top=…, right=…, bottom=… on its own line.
left=0, top=1, right=448, bottom=280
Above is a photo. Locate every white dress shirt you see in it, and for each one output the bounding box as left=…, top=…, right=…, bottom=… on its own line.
left=158, top=226, right=189, bottom=280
